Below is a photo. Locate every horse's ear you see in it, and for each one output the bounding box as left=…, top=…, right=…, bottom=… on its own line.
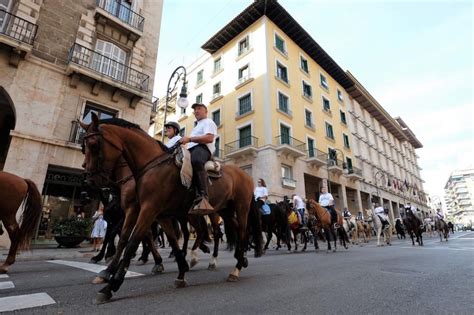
left=78, top=119, right=89, bottom=131
left=91, top=112, right=100, bottom=130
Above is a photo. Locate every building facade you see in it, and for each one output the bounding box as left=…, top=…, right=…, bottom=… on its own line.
left=0, top=0, right=163, bottom=247
left=444, top=168, right=474, bottom=226
left=156, top=0, right=428, bottom=221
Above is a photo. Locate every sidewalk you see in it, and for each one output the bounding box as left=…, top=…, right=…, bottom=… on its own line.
left=0, top=242, right=98, bottom=262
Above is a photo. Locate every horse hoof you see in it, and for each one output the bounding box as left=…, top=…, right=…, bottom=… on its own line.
left=105, top=256, right=114, bottom=264
left=332, top=249, right=336, bottom=253
left=190, top=259, right=198, bottom=268
left=344, top=245, right=349, bottom=250
left=89, top=259, right=99, bottom=264
left=94, top=292, right=112, bottom=304
left=227, top=274, right=239, bottom=282
left=174, top=279, right=187, bottom=288
left=92, top=276, right=106, bottom=284
left=136, top=259, right=147, bottom=266
left=208, top=263, right=217, bottom=271
left=152, top=264, right=164, bottom=274
left=0, top=268, right=8, bottom=274
left=242, top=258, right=249, bottom=268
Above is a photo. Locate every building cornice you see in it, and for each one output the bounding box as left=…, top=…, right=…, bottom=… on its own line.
left=394, top=117, right=423, bottom=149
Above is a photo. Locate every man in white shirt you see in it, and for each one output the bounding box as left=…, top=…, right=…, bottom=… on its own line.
left=292, top=194, right=306, bottom=226
left=374, top=203, right=389, bottom=229
left=319, top=186, right=337, bottom=224
left=180, top=103, right=218, bottom=215
left=164, top=121, right=181, bottom=148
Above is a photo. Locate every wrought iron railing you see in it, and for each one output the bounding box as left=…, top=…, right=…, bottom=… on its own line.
left=69, top=120, right=85, bottom=144
left=347, top=166, right=362, bottom=176
left=0, top=9, right=38, bottom=45
left=328, top=157, right=345, bottom=168
left=214, top=149, right=224, bottom=159
left=308, top=148, right=328, bottom=160
left=96, top=0, right=144, bottom=31
left=275, top=135, right=305, bottom=152
left=68, top=43, right=149, bottom=91
left=225, top=136, right=258, bottom=154
left=151, top=96, right=158, bottom=114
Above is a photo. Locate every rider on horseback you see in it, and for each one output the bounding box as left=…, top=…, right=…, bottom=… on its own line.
left=179, top=103, right=218, bottom=215
left=436, top=209, right=445, bottom=224
left=292, top=194, right=306, bottom=228
left=164, top=121, right=181, bottom=148
left=255, top=178, right=270, bottom=215
left=319, top=186, right=338, bottom=227
left=374, top=203, right=389, bottom=230
left=405, top=203, right=422, bottom=228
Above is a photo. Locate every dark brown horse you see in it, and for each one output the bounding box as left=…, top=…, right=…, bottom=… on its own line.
left=80, top=114, right=262, bottom=303
left=436, top=219, right=449, bottom=242
left=403, top=209, right=423, bottom=246
left=0, top=171, right=42, bottom=273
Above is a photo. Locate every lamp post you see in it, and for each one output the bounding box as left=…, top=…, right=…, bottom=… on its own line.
left=326, top=148, right=348, bottom=193
left=431, top=195, right=442, bottom=215
left=161, top=66, right=189, bottom=142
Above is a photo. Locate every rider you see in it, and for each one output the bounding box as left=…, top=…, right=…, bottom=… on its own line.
left=356, top=211, right=364, bottom=221
left=374, top=203, right=389, bottom=230
left=179, top=103, right=218, bottom=215
left=319, top=186, right=338, bottom=227
left=254, top=178, right=270, bottom=215
left=292, top=194, right=306, bottom=228
left=343, top=207, right=352, bottom=218
left=405, top=203, right=422, bottom=228
left=436, top=209, right=445, bottom=224
left=164, top=121, right=181, bottom=148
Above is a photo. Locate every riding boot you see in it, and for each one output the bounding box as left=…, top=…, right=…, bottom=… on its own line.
left=189, top=170, right=214, bottom=215
left=0, top=222, right=3, bottom=235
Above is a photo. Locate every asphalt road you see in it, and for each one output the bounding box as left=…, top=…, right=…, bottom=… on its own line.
left=1, top=231, right=473, bottom=314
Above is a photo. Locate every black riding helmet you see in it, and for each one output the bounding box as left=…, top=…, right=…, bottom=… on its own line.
left=164, top=121, right=180, bottom=135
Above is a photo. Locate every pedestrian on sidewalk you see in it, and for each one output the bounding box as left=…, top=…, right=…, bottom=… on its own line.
left=91, top=207, right=107, bottom=251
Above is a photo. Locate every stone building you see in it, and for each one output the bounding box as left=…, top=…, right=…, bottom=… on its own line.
left=0, top=0, right=163, bottom=246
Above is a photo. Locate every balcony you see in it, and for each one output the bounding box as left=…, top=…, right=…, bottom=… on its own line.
left=0, top=9, right=38, bottom=66
left=345, top=166, right=363, bottom=181
left=327, top=158, right=345, bottom=175
left=282, top=177, right=296, bottom=189
left=95, top=0, right=144, bottom=42
left=306, top=148, right=327, bottom=168
left=67, top=43, right=149, bottom=105
left=274, top=135, right=306, bottom=159
left=214, top=149, right=225, bottom=162
left=225, top=136, right=258, bottom=160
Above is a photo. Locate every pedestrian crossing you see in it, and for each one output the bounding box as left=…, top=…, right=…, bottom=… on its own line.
left=0, top=274, right=56, bottom=312
left=47, top=259, right=145, bottom=278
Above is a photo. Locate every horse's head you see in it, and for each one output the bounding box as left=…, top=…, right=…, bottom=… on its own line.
left=79, top=112, right=123, bottom=187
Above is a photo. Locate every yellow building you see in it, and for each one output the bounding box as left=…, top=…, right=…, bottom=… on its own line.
left=160, top=0, right=428, bottom=217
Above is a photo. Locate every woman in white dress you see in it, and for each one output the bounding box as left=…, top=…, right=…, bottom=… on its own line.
left=91, top=208, right=107, bottom=251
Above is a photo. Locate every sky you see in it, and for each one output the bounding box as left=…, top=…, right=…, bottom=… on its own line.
left=152, top=0, right=474, bottom=204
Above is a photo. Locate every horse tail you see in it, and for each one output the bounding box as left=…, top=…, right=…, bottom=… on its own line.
left=248, top=197, right=263, bottom=257
left=18, top=179, right=42, bottom=250
left=199, top=215, right=211, bottom=243
left=172, top=217, right=182, bottom=240
left=223, top=215, right=237, bottom=251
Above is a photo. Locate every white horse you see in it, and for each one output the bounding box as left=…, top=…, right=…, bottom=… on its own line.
left=343, top=216, right=362, bottom=245
left=371, top=211, right=392, bottom=246
left=424, top=218, right=433, bottom=238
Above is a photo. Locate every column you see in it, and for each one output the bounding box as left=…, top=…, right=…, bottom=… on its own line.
left=355, top=189, right=363, bottom=214
left=387, top=199, right=395, bottom=225
left=339, top=184, right=348, bottom=209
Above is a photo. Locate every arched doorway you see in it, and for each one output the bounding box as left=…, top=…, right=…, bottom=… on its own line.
left=0, top=87, right=16, bottom=170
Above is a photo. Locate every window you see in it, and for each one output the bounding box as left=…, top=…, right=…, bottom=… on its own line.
left=280, top=124, right=290, bottom=145
left=346, top=157, right=353, bottom=172
left=276, top=62, right=288, bottom=83
left=92, top=39, right=127, bottom=81
left=281, top=164, right=293, bottom=179
left=343, top=133, right=350, bottom=148
left=77, top=103, right=117, bottom=143
left=340, top=110, right=347, bottom=124
left=302, top=81, right=312, bottom=99
left=278, top=92, right=289, bottom=114
left=212, top=109, right=221, bottom=127
left=212, top=82, right=221, bottom=98
left=320, top=73, right=328, bottom=89
left=308, top=138, right=315, bottom=158
left=195, top=93, right=203, bottom=104
left=239, top=125, right=252, bottom=148
left=305, top=109, right=313, bottom=127
left=300, top=56, right=309, bottom=73
left=337, top=89, right=344, bottom=102
left=275, top=33, right=286, bottom=54
left=213, top=57, right=222, bottom=73
left=238, top=64, right=250, bottom=82
left=238, top=93, right=252, bottom=116
left=179, top=127, right=186, bottom=137
left=238, top=36, right=249, bottom=56
left=196, top=70, right=204, bottom=85
left=322, top=97, right=331, bottom=112
left=326, top=122, right=334, bottom=139
left=214, top=136, right=220, bottom=157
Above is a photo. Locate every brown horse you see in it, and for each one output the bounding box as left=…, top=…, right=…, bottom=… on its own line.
left=403, top=209, right=423, bottom=246
left=0, top=171, right=42, bottom=273
left=80, top=114, right=262, bottom=303
left=306, top=199, right=349, bottom=252
left=436, top=219, right=449, bottom=242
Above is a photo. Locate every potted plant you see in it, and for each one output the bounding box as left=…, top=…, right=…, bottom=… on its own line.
left=52, top=217, right=92, bottom=248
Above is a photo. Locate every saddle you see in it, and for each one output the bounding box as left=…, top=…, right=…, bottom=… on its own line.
left=174, top=146, right=222, bottom=189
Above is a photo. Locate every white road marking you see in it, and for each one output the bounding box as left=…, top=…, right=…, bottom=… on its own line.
left=0, top=292, right=56, bottom=312
left=0, top=281, right=15, bottom=289
left=399, top=246, right=473, bottom=252
left=0, top=274, right=8, bottom=279
left=47, top=260, right=144, bottom=278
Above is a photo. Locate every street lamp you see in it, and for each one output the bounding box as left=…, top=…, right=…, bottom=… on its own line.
left=161, top=66, right=188, bottom=142
left=326, top=148, right=348, bottom=193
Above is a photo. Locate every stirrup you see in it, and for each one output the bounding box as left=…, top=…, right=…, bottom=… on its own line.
left=333, top=223, right=340, bottom=229
left=189, top=197, right=215, bottom=216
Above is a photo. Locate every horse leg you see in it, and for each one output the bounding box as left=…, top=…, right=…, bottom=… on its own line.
left=208, top=215, right=220, bottom=271
left=332, top=228, right=337, bottom=252
left=145, top=231, right=164, bottom=274
left=227, top=204, right=251, bottom=282
left=0, top=217, right=20, bottom=274
left=325, top=228, right=332, bottom=253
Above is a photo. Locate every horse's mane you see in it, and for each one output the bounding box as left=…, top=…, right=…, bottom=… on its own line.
left=99, top=118, right=171, bottom=153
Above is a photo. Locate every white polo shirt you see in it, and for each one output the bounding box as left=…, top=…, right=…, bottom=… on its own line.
left=374, top=206, right=385, bottom=215
left=166, top=135, right=182, bottom=148
left=293, top=195, right=305, bottom=209
left=254, top=186, right=268, bottom=200
left=319, top=193, right=334, bottom=207
left=188, top=118, right=217, bottom=154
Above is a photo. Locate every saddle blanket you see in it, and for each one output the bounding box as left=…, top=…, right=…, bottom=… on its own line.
left=174, top=146, right=222, bottom=189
